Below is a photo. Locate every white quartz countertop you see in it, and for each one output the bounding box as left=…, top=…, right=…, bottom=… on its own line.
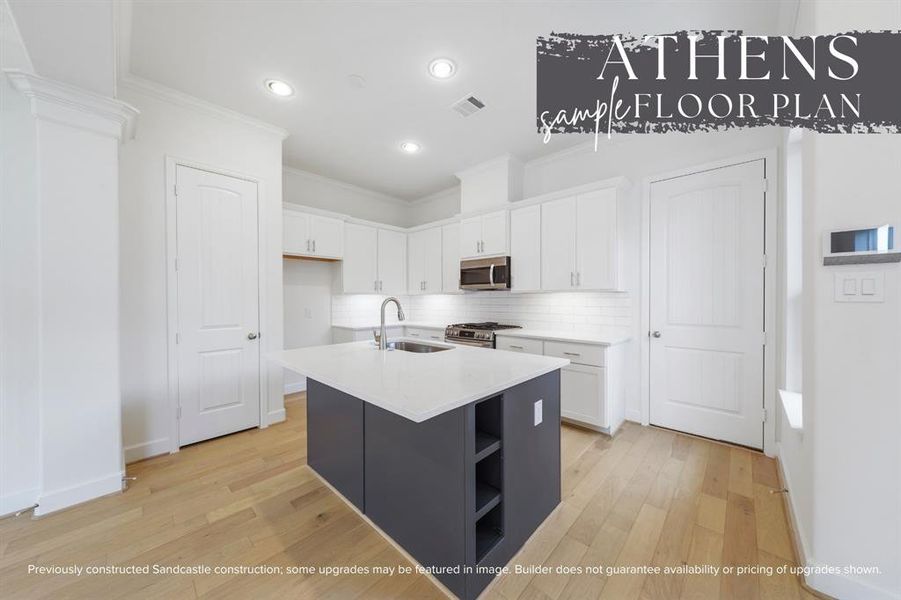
left=270, top=339, right=569, bottom=422
left=331, top=321, right=446, bottom=331
left=496, top=328, right=632, bottom=346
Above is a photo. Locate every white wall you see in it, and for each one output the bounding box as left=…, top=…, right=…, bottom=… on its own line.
left=775, top=3, right=901, bottom=599
left=284, top=166, right=412, bottom=227
left=283, top=259, right=336, bottom=392
left=118, top=79, right=286, bottom=462
left=0, top=1, right=39, bottom=515
left=2, top=0, right=132, bottom=516
left=409, top=186, right=460, bottom=226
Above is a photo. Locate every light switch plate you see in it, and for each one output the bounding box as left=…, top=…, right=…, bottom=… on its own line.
left=534, top=399, right=543, bottom=426
left=834, top=271, right=885, bottom=302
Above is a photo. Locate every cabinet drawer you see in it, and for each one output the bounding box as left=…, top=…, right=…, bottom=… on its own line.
left=544, top=340, right=605, bottom=367
left=496, top=336, right=543, bottom=355
left=405, top=327, right=444, bottom=341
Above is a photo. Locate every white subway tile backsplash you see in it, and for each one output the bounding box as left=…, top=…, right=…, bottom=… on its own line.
left=332, top=291, right=633, bottom=332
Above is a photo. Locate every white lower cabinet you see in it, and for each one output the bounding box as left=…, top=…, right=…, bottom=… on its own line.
left=332, top=326, right=402, bottom=344
left=494, top=335, right=625, bottom=434
left=561, top=364, right=606, bottom=429
left=403, top=327, right=444, bottom=341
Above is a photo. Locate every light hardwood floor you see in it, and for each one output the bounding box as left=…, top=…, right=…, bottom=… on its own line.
left=0, top=393, right=811, bottom=599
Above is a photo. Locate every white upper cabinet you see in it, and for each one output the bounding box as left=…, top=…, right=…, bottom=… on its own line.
left=539, top=187, right=620, bottom=291
left=376, top=228, right=407, bottom=295
left=283, top=211, right=310, bottom=256
left=510, top=205, right=541, bottom=292
left=407, top=226, right=442, bottom=294
left=283, top=209, right=344, bottom=259
left=442, top=222, right=461, bottom=293
left=576, top=188, right=618, bottom=290
left=309, top=215, right=344, bottom=259
left=541, top=197, right=578, bottom=290
left=459, top=217, right=482, bottom=259
left=341, top=223, right=379, bottom=293
left=481, top=210, right=509, bottom=256
left=341, top=224, right=407, bottom=294
left=459, top=210, right=509, bottom=259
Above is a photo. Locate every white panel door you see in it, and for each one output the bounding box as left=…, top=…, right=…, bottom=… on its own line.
left=511, top=205, right=541, bottom=292
left=283, top=211, right=310, bottom=256
left=577, top=188, right=618, bottom=290
left=541, top=197, right=577, bottom=290
left=459, top=217, right=482, bottom=259
left=649, top=160, right=765, bottom=449
left=342, top=223, right=378, bottom=293
left=175, top=166, right=260, bottom=446
left=377, top=229, right=407, bottom=294
left=309, top=215, right=344, bottom=259
left=421, top=226, right=443, bottom=293
left=480, top=210, right=509, bottom=256
left=442, top=223, right=460, bottom=293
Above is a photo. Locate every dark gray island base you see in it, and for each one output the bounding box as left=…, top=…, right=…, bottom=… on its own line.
left=306, top=370, right=561, bottom=600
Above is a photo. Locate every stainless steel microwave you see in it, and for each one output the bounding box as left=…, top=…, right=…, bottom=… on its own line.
left=459, top=256, right=511, bottom=290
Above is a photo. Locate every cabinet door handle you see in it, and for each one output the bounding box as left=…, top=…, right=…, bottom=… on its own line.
left=570, top=272, right=575, bottom=287
left=509, top=344, right=524, bottom=350
left=379, top=280, right=383, bottom=291
left=306, top=239, right=311, bottom=252
left=563, top=351, right=581, bottom=356
left=374, top=280, right=378, bottom=291
left=312, top=239, right=316, bottom=252
left=576, top=271, right=580, bottom=286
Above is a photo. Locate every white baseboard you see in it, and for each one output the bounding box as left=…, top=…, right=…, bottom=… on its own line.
left=625, top=408, right=642, bottom=423
left=35, top=471, right=123, bottom=516
left=284, top=380, right=306, bottom=394
left=268, top=408, right=286, bottom=424
left=124, top=437, right=171, bottom=464
left=0, top=487, right=39, bottom=518
left=775, top=446, right=810, bottom=567
left=806, top=559, right=900, bottom=600
left=775, top=447, right=898, bottom=600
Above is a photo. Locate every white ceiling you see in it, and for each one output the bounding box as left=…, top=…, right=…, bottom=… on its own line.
left=127, top=1, right=790, bottom=200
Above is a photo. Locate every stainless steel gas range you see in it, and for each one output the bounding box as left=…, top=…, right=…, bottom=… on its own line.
left=444, top=322, right=522, bottom=348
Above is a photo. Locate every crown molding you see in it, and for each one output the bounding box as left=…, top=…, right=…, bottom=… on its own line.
left=5, top=69, right=139, bottom=141
left=119, top=74, right=289, bottom=140
left=408, top=184, right=460, bottom=206
left=282, top=165, right=410, bottom=206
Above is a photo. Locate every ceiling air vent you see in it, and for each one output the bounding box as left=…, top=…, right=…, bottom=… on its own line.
left=451, top=94, right=485, bottom=117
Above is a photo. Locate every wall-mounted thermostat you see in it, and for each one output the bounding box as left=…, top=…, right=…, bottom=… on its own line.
left=823, top=224, right=901, bottom=265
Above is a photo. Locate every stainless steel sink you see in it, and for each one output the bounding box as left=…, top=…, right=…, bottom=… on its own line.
left=387, top=340, right=452, bottom=353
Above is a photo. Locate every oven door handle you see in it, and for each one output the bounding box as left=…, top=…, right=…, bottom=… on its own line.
left=445, top=338, right=490, bottom=348
left=489, top=263, right=495, bottom=286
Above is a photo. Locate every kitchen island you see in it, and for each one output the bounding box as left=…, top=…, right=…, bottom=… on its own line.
left=270, top=339, right=569, bottom=600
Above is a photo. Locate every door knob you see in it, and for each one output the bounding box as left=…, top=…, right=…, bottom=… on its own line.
left=651, top=331, right=662, bottom=338
left=247, top=333, right=259, bottom=340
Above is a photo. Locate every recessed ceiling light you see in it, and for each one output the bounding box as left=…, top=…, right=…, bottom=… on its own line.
left=428, top=58, right=456, bottom=79
left=400, top=141, right=421, bottom=154
left=265, top=79, right=294, bottom=97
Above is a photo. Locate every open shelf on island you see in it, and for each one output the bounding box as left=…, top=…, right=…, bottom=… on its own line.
left=475, top=431, right=501, bottom=462
left=475, top=503, right=503, bottom=564
left=475, top=481, right=501, bottom=521
left=473, top=394, right=504, bottom=565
